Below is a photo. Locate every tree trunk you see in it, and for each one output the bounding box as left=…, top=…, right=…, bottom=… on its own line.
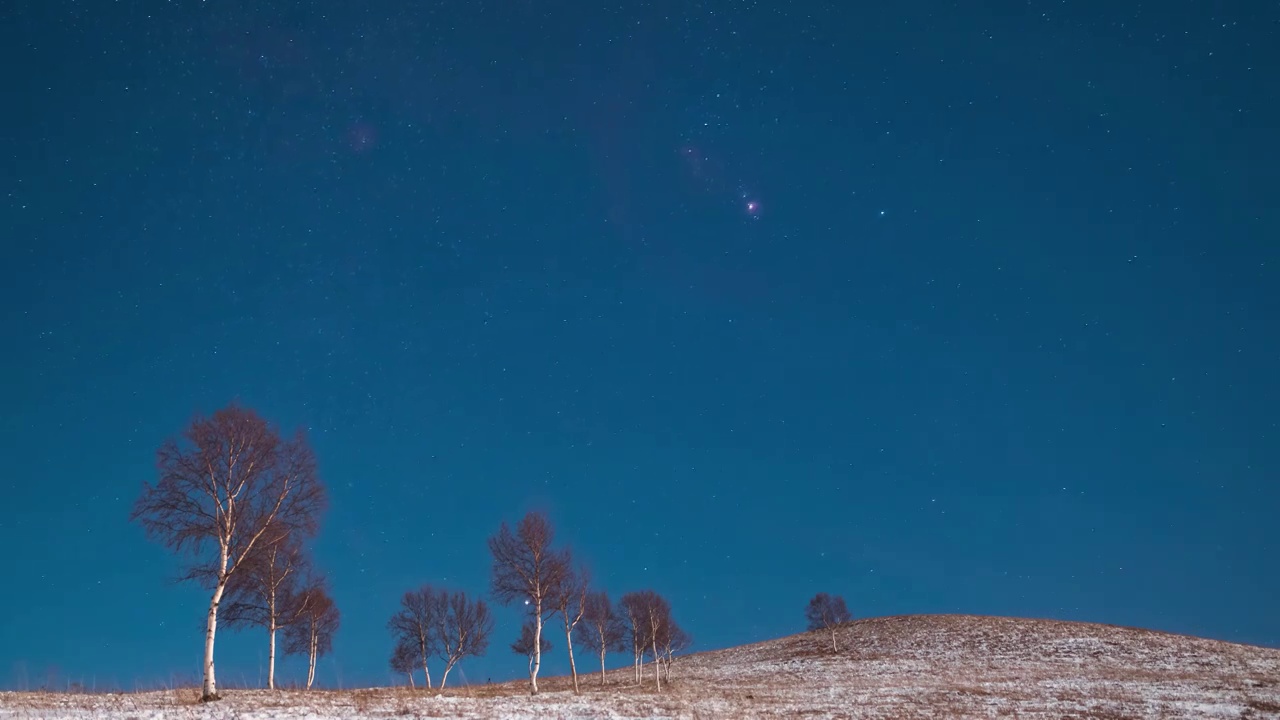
left=600, top=647, right=607, bottom=687
left=565, top=625, right=579, bottom=694
left=267, top=622, right=276, bottom=690
left=407, top=672, right=414, bottom=689
left=201, top=579, right=226, bottom=701
left=266, top=589, right=277, bottom=690
left=633, top=649, right=641, bottom=685
left=421, top=642, right=432, bottom=689
left=306, top=631, right=317, bottom=689
left=831, top=627, right=838, bottom=652
left=652, top=638, right=661, bottom=692
left=440, top=660, right=455, bottom=690
left=530, top=602, right=542, bottom=695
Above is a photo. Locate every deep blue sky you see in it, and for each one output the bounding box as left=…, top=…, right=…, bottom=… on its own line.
left=2, top=0, right=1277, bottom=692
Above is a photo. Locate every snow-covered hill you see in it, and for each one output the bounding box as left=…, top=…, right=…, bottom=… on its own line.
left=3, top=614, right=1278, bottom=718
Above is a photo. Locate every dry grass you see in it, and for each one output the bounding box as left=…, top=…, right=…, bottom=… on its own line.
left=3, top=615, right=1278, bottom=718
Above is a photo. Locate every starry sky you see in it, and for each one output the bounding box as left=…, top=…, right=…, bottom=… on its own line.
left=2, top=0, right=1278, bottom=692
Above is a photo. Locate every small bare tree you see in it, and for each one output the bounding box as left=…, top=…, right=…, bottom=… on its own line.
left=435, top=590, right=493, bottom=689
left=387, top=586, right=442, bottom=689
left=618, top=592, right=647, bottom=685
left=577, top=591, right=626, bottom=687
left=130, top=404, right=326, bottom=702
left=641, top=591, right=672, bottom=691
left=805, top=592, right=852, bottom=651
left=620, top=590, right=673, bottom=690
left=222, top=531, right=309, bottom=689
left=553, top=563, right=589, bottom=694
left=511, top=621, right=552, bottom=682
left=286, top=582, right=338, bottom=689
left=390, top=640, right=417, bottom=688
left=659, top=621, right=690, bottom=682
left=488, top=511, right=569, bottom=695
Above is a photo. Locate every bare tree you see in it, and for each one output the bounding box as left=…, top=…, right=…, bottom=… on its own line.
left=618, top=592, right=647, bottom=685
left=577, top=591, right=626, bottom=687
left=285, top=581, right=339, bottom=689
left=222, top=531, right=309, bottom=689
left=390, top=640, right=417, bottom=688
left=511, top=621, right=552, bottom=683
left=620, top=590, right=673, bottom=690
left=488, top=511, right=570, bottom=694
left=805, top=592, right=853, bottom=652
left=435, top=590, right=493, bottom=689
left=387, top=586, right=442, bottom=689
left=641, top=592, right=672, bottom=691
left=659, top=622, right=690, bottom=682
left=553, top=563, right=589, bottom=694
left=130, top=404, right=326, bottom=702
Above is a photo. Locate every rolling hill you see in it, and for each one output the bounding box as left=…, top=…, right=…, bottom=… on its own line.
left=2, top=614, right=1277, bottom=718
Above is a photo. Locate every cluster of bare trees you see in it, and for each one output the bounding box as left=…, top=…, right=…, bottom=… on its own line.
left=388, top=511, right=692, bottom=695
left=132, top=405, right=692, bottom=700
left=486, top=512, right=688, bottom=695
left=619, top=590, right=690, bottom=690
left=386, top=586, right=493, bottom=689
left=131, top=404, right=335, bottom=702
left=805, top=592, right=853, bottom=651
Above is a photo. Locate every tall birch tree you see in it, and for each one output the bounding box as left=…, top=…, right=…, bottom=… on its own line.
left=130, top=404, right=326, bottom=702
left=553, top=563, right=589, bottom=694
left=487, top=511, right=569, bottom=695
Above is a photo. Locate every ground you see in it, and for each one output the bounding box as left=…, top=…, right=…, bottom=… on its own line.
left=3, top=615, right=1278, bottom=719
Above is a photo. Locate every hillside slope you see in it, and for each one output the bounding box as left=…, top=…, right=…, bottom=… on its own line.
left=673, top=614, right=1280, bottom=718
left=2, top=614, right=1277, bottom=719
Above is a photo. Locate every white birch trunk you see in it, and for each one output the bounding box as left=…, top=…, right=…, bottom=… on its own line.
left=266, top=585, right=278, bottom=690
left=530, top=605, right=542, bottom=694
left=202, top=540, right=229, bottom=703
left=267, top=622, right=276, bottom=690
left=306, top=631, right=317, bottom=689
left=652, top=638, right=661, bottom=692
left=440, top=660, right=455, bottom=690
left=831, top=627, right=838, bottom=652
left=565, top=624, right=579, bottom=693
left=421, top=645, right=432, bottom=690
left=599, top=647, right=607, bottom=687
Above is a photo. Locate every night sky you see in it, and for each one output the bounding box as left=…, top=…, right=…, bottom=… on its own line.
left=2, top=0, right=1278, bottom=692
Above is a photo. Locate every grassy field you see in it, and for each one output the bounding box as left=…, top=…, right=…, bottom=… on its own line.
left=3, top=614, right=1278, bottom=718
